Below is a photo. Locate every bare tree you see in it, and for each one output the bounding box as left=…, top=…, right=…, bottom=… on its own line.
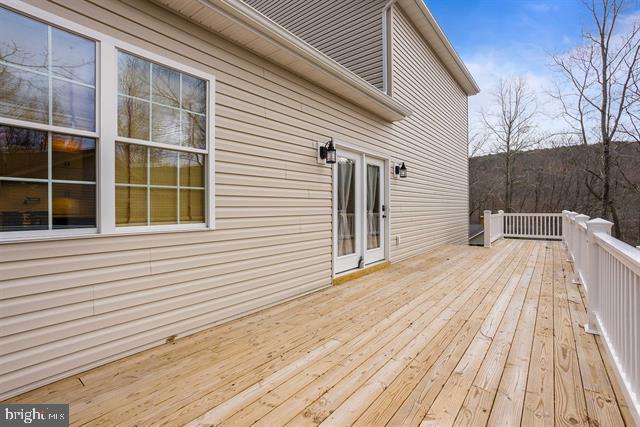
left=481, top=76, right=540, bottom=212
left=551, top=0, right=640, bottom=233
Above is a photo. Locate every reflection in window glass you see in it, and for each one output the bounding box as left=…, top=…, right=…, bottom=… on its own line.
left=0, top=6, right=96, bottom=132
left=51, top=27, right=96, bottom=85
left=115, top=50, right=209, bottom=228
left=52, top=134, right=96, bottom=181
left=118, top=52, right=150, bottom=99
left=117, top=51, right=207, bottom=148
left=150, top=148, right=177, bottom=186
left=0, top=126, right=48, bottom=179
left=180, top=153, right=204, bottom=188
left=0, top=7, right=48, bottom=69
left=182, top=73, right=206, bottom=114
left=0, top=181, right=48, bottom=232
left=182, top=112, right=206, bottom=149
left=0, top=66, right=49, bottom=124
left=152, top=64, right=180, bottom=107
left=0, top=125, right=96, bottom=233
left=151, top=188, right=177, bottom=225
left=180, top=189, right=204, bottom=223
left=115, top=144, right=206, bottom=227
left=116, top=186, right=147, bottom=226
left=52, top=183, right=96, bottom=229
left=152, top=105, right=180, bottom=145
left=118, top=96, right=150, bottom=140
left=52, top=79, right=96, bottom=131
left=115, top=142, right=147, bottom=185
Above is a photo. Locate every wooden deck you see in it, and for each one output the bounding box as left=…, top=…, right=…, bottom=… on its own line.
left=8, top=240, right=634, bottom=426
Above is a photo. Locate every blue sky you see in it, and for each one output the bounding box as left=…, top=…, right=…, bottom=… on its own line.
left=426, top=0, right=640, bottom=129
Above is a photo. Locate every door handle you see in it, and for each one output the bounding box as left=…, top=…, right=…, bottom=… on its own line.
left=382, top=204, right=387, bottom=219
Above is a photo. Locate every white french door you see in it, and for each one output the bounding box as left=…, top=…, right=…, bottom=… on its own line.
left=334, top=150, right=386, bottom=274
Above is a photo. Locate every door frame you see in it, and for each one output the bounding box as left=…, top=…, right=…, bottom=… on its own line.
left=331, top=142, right=391, bottom=277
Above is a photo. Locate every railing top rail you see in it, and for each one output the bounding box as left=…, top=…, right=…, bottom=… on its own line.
left=502, top=212, right=562, bottom=216
left=594, top=232, right=640, bottom=275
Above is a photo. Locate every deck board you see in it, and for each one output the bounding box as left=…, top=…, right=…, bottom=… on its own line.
left=6, top=240, right=633, bottom=426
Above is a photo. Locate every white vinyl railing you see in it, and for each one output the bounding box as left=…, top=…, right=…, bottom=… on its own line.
left=483, top=210, right=504, bottom=247
left=482, top=209, right=640, bottom=422
left=483, top=211, right=562, bottom=247
left=563, top=210, right=640, bottom=424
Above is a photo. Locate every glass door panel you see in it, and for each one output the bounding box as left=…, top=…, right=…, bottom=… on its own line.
left=364, top=157, right=385, bottom=264
left=337, top=157, right=356, bottom=256
left=366, top=164, right=381, bottom=250
left=335, top=151, right=362, bottom=274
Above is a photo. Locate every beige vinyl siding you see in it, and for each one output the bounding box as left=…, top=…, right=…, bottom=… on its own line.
left=0, top=0, right=469, bottom=399
left=245, top=0, right=386, bottom=90
left=388, top=5, right=470, bottom=258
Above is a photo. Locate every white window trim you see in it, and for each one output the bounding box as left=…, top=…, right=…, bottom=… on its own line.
left=0, top=0, right=216, bottom=243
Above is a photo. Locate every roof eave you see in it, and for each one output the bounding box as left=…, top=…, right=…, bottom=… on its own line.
left=152, top=0, right=412, bottom=122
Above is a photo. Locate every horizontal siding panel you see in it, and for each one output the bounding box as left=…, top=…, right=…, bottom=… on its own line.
left=245, top=0, right=385, bottom=89
left=1, top=259, right=330, bottom=355
left=0, top=277, right=329, bottom=395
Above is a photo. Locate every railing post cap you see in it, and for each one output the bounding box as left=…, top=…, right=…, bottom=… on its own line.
left=497, top=210, right=504, bottom=214
left=562, top=209, right=570, bottom=214
left=586, top=218, right=613, bottom=234
left=575, top=214, right=590, bottom=223
left=567, top=212, right=578, bottom=220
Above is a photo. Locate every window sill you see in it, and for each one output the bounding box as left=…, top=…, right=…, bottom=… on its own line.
left=0, top=223, right=213, bottom=245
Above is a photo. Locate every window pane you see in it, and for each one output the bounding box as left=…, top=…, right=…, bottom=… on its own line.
left=180, top=153, right=204, bottom=188
left=115, top=142, right=147, bottom=184
left=152, top=64, right=180, bottom=108
left=150, top=147, right=177, bottom=186
left=0, top=180, right=48, bottom=232
left=0, top=65, right=49, bottom=124
left=52, top=183, right=95, bottom=229
left=150, top=188, right=177, bottom=224
left=180, top=189, right=204, bottom=223
left=51, top=27, right=95, bottom=85
left=182, top=74, right=206, bottom=114
left=118, top=52, right=150, bottom=99
left=52, top=134, right=96, bottom=181
left=116, top=186, right=147, bottom=226
left=0, top=7, right=48, bottom=70
left=118, top=96, right=149, bottom=140
left=52, top=79, right=96, bottom=131
left=152, top=105, right=180, bottom=145
left=182, top=112, right=206, bottom=149
left=0, top=125, right=47, bottom=179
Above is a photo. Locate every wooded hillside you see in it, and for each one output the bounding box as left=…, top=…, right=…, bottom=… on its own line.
left=469, top=142, right=640, bottom=246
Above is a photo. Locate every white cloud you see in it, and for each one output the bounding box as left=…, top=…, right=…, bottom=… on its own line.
left=465, top=49, right=563, bottom=136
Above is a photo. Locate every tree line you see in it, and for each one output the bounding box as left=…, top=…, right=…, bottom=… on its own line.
left=470, top=0, right=639, bottom=245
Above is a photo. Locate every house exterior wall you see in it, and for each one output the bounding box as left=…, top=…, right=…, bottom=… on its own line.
left=0, top=0, right=469, bottom=399
left=245, top=0, right=387, bottom=90
left=388, top=5, right=469, bottom=251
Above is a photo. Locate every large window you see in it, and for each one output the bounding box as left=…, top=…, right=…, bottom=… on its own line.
left=0, top=7, right=97, bottom=233
left=0, top=4, right=214, bottom=239
left=115, top=52, right=207, bottom=227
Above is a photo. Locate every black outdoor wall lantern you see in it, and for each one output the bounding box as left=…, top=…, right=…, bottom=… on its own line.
left=395, top=162, right=407, bottom=178
left=319, top=138, right=337, bottom=164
